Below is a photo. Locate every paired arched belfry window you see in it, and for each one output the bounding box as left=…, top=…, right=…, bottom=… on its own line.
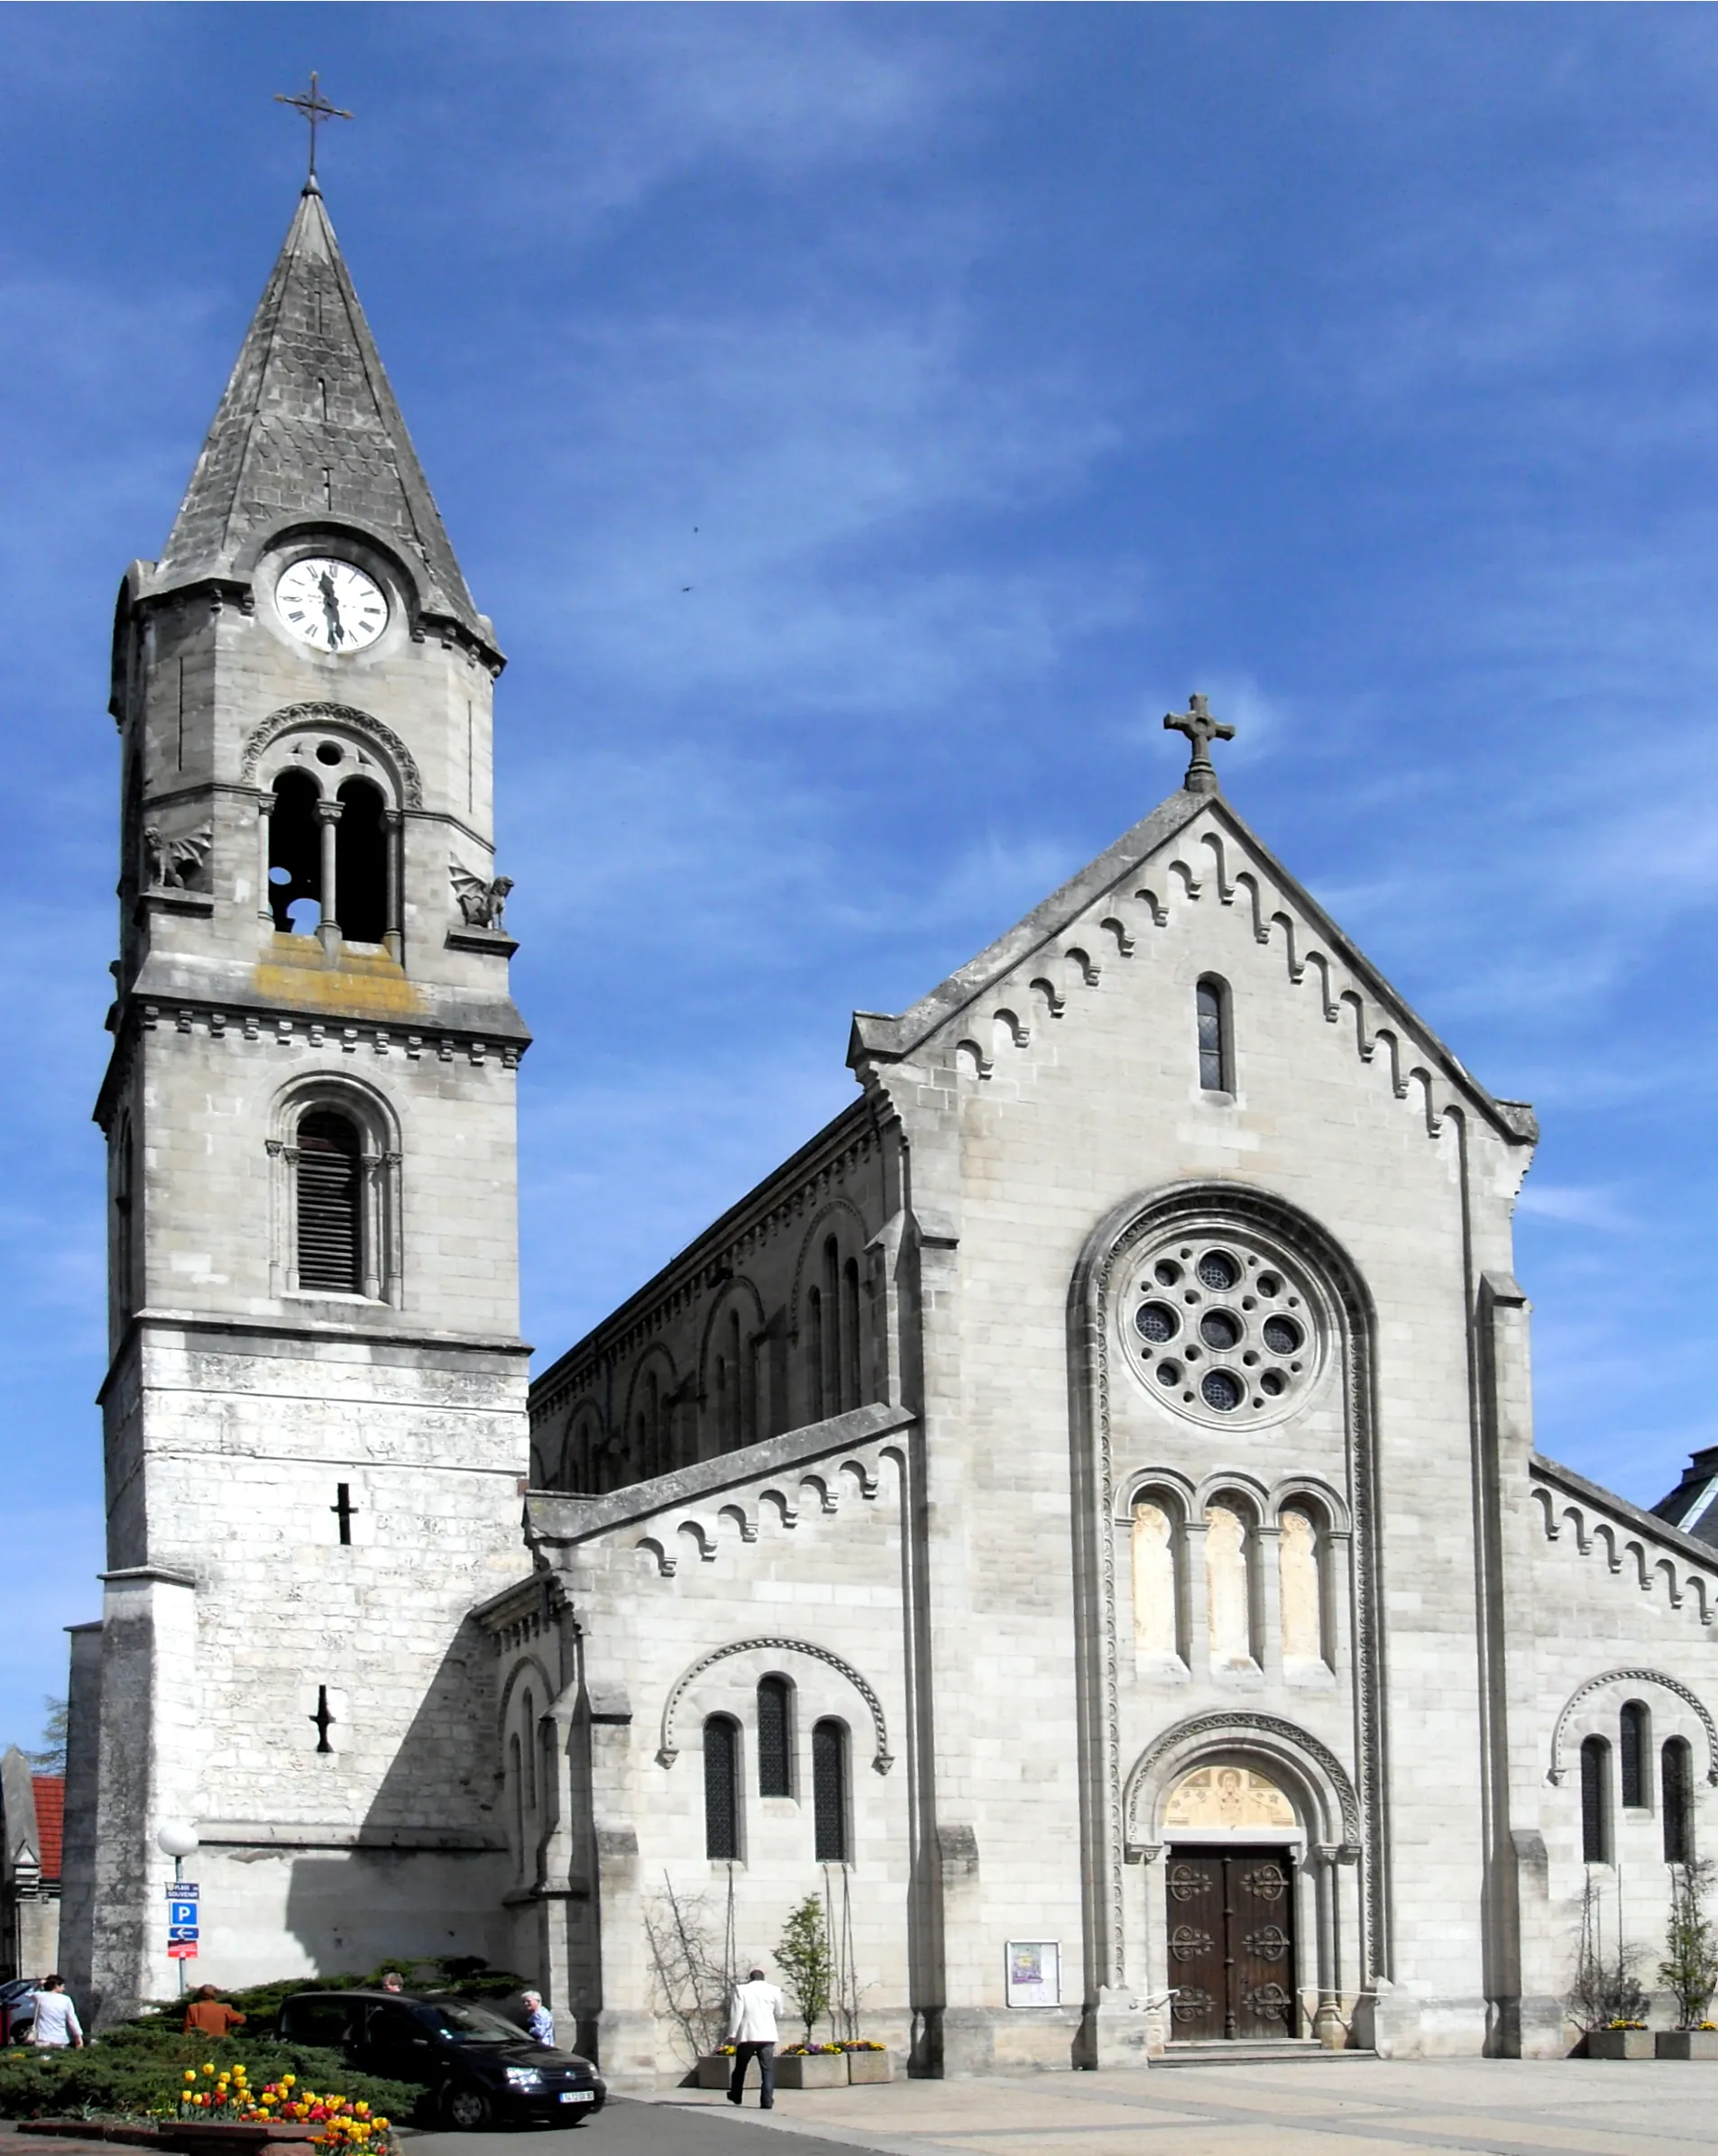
left=806, top=1235, right=865, bottom=1422
left=1580, top=1734, right=1612, bottom=1864
left=297, top=1110, right=363, bottom=1294
left=1196, top=977, right=1232, bottom=1092
left=812, top=1719, right=849, bottom=1862
left=268, top=766, right=395, bottom=946
left=703, top=1714, right=740, bottom=1861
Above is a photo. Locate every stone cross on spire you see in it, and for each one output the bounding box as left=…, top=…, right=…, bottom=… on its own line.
left=1163, top=693, right=1234, bottom=796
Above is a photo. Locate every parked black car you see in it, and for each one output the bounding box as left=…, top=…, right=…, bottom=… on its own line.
left=0, top=1978, right=36, bottom=2043
left=275, top=1991, right=606, bottom=2131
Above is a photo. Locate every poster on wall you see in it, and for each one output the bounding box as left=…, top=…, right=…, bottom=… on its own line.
left=1005, top=1940, right=1061, bottom=2007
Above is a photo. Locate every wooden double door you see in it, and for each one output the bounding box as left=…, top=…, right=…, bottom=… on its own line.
left=1164, top=1845, right=1297, bottom=2041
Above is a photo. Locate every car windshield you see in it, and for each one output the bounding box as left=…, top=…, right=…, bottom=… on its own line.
left=416, top=2003, right=526, bottom=2044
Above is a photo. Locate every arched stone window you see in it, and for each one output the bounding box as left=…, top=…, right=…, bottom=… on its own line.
left=271, top=1083, right=400, bottom=1305
left=1664, top=1736, right=1695, bottom=1863
left=806, top=1286, right=826, bottom=1422
left=1196, top=975, right=1233, bottom=1093
left=1279, top=1506, right=1328, bottom=1669
left=1204, top=1497, right=1258, bottom=1671
left=1131, top=1491, right=1185, bottom=1665
left=812, top=1719, right=849, bottom=1862
left=270, top=769, right=322, bottom=933
left=704, top=1715, right=740, bottom=1862
left=841, top=1257, right=862, bottom=1411
left=1620, top=1700, right=1649, bottom=1809
left=335, top=777, right=389, bottom=943
left=758, top=1674, right=793, bottom=1798
left=112, top=1112, right=136, bottom=1317
left=1581, top=1734, right=1612, bottom=1864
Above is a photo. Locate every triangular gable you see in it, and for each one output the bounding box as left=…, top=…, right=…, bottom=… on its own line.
left=850, top=784, right=1535, bottom=1150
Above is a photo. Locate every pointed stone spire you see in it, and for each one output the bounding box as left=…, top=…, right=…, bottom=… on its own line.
left=155, top=182, right=484, bottom=639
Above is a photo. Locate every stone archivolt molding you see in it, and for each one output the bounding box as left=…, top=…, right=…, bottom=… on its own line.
left=1069, top=1180, right=1386, bottom=2001
left=242, top=701, right=424, bottom=808
left=656, top=1636, right=893, bottom=1775
left=1547, top=1668, right=1718, bottom=1789
left=1123, top=1710, right=1364, bottom=1848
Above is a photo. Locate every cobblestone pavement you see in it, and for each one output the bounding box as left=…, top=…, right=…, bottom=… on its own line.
left=649, top=2057, right=1718, bottom=2156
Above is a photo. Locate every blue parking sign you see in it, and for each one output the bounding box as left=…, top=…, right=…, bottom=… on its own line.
left=169, top=1901, right=199, bottom=1928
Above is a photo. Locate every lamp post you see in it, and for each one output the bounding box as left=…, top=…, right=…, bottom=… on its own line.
left=157, top=1824, right=199, bottom=1995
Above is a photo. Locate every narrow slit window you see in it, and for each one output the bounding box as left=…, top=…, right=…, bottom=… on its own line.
left=806, top=1288, right=825, bottom=1422
left=841, top=1257, right=862, bottom=1412
left=758, top=1674, right=793, bottom=1797
left=704, top=1715, right=740, bottom=1861
left=1620, top=1701, right=1648, bottom=1807
left=1581, top=1734, right=1612, bottom=1863
left=297, top=1110, right=363, bottom=1293
left=1196, top=977, right=1230, bottom=1092
left=332, top=1482, right=354, bottom=1546
left=813, top=1719, right=849, bottom=1862
left=1664, top=1737, right=1695, bottom=1863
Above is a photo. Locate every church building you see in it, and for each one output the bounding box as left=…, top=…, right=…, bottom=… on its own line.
left=59, top=179, right=1718, bottom=2082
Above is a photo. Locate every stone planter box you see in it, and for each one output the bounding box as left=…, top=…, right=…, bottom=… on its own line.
left=842, top=2050, right=891, bottom=2084
left=694, top=2055, right=734, bottom=2089
left=1657, top=2030, right=1718, bottom=2060
left=773, top=2052, right=849, bottom=2089
left=1586, top=2029, right=1654, bottom=2060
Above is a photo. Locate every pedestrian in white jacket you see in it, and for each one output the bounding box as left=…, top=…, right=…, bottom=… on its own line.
left=725, top=1968, right=784, bottom=2108
left=29, top=1977, right=84, bottom=2050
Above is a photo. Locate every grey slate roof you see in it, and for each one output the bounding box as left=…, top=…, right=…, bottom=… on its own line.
left=154, top=181, right=482, bottom=637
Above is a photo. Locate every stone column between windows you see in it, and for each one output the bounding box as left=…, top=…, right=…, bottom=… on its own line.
left=1255, top=1520, right=1283, bottom=1677
left=316, top=799, right=343, bottom=954
left=382, top=809, right=402, bottom=961
left=1183, top=1514, right=1210, bottom=1677
left=256, top=794, right=275, bottom=925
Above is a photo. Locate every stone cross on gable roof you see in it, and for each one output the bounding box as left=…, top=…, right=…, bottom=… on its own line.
left=1163, top=693, right=1235, bottom=796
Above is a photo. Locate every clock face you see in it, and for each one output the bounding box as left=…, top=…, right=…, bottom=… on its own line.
left=275, top=557, right=389, bottom=655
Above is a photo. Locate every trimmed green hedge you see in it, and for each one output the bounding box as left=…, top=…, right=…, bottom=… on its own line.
left=0, top=1958, right=530, bottom=2124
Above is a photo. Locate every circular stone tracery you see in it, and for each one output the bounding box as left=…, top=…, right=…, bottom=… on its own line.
left=1124, top=1233, right=1323, bottom=1427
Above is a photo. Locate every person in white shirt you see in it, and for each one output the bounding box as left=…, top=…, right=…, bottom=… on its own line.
left=29, top=1977, right=84, bottom=2050
left=725, top=1968, right=784, bottom=2108
left=522, top=1990, right=555, bottom=2045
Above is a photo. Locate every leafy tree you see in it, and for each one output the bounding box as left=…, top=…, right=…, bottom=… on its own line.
left=1661, top=1860, right=1718, bottom=2028
left=24, top=1696, right=67, bottom=1773
left=776, top=1895, right=833, bottom=2045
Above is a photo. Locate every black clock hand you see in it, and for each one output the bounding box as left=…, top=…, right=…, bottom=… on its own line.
left=318, top=569, right=345, bottom=648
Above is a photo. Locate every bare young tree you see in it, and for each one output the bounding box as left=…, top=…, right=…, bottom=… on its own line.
left=642, top=1876, right=735, bottom=2066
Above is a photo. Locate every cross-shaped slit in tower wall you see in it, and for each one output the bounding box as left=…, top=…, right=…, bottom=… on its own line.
left=332, top=1483, right=356, bottom=1546
left=310, top=1686, right=336, bottom=1754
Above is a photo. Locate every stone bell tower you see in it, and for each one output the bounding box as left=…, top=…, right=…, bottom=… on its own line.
left=62, top=179, right=532, bottom=2015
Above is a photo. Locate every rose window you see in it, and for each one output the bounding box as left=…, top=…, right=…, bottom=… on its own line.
left=1124, top=1234, right=1321, bottom=1424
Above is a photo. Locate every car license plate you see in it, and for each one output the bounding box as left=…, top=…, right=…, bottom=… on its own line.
left=558, top=2092, right=593, bottom=2104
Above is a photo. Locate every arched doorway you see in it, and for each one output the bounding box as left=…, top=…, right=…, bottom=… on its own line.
left=1161, top=1766, right=1299, bottom=2041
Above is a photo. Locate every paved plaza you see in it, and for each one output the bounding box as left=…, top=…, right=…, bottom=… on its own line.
left=650, top=2058, right=1718, bottom=2156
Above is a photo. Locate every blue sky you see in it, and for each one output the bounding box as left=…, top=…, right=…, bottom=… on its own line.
left=5, top=3, right=1718, bottom=1750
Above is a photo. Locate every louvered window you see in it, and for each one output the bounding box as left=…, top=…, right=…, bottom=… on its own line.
left=704, top=1715, right=740, bottom=1861
left=813, top=1718, right=848, bottom=1862
left=758, top=1674, right=793, bottom=1797
left=297, top=1110, right=363, bottom=1292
